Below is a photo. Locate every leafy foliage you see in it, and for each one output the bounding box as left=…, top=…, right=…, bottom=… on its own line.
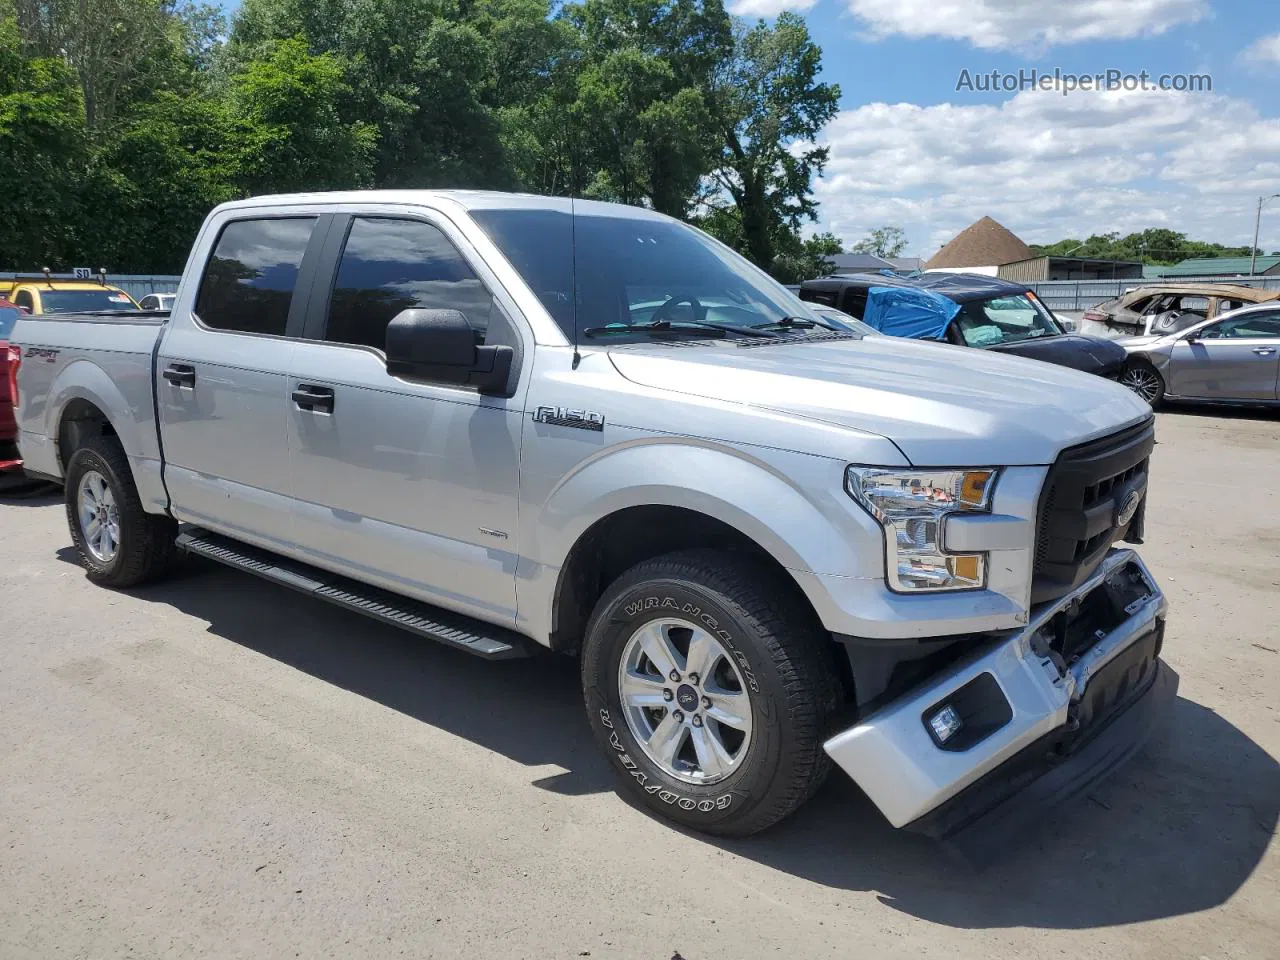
left=0, top=0, right=843, bottom=277
left=1031, top=229, right=1256, bottom=266
left=850, top=226, right=907, bottom=259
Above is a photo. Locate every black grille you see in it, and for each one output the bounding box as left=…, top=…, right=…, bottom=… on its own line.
left=1032, top=418, right=1155, bottom=603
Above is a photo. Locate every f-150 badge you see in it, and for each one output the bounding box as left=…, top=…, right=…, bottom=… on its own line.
left=532, top=405, right=605, bottom=432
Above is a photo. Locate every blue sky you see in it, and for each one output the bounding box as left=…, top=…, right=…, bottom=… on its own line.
left=218, top=0, right=1280, bottom=259
left=750, top=0, right=1280, bottom=257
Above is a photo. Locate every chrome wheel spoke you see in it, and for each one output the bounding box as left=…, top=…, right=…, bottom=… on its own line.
left=635, top=622, right=680, bottom=680
left=683, top=631, right=718, bottom=681
left=704, top=690, right=751, bottom=733
left=620, top=669, right=668, bottom=709
left=647, top=712, right=686, bottom=768
left=84, top=517, right=102, bottom=545
left=690, top=724, right=733, bottom=780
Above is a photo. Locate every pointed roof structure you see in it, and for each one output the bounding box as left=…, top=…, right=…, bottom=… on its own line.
left=925, top=216, right=1034, bottom=270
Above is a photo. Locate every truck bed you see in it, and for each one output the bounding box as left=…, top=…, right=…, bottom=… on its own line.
left=11, top=311, right=170, bottom=510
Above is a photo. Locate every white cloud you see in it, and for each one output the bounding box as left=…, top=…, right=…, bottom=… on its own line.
left=1242, top=33, right=1280, bottom=65
left=811, top=88, right=1280, bottom=259
left=845, top=0, right=1208, bottom=52
left=727, top=0, right=816, bottom=16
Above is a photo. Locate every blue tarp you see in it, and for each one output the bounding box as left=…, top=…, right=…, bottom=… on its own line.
left=860, top=285, right=960, bottom=341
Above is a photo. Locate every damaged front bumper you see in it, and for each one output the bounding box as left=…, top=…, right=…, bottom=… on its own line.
left=823, top=548, right=1174, bottom=839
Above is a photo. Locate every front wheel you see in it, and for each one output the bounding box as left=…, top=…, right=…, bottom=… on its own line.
left=1118, top=362, right=1165, bottom=407
left=581, top=549, right=841, bottom=837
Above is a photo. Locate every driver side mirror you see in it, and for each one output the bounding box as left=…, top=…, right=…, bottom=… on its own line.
left=385, top=308, right=514, bottom=397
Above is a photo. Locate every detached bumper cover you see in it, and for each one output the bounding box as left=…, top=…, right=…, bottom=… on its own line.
left=823, top=548, right=1171, bottom=829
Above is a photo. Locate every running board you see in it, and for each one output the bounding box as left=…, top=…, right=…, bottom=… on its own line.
left=175, top=527, right=533, bottom=660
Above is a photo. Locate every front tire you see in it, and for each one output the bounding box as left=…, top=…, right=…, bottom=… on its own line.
left=64, top=436, right=177, bottom=587
left=581, top=549, right=841, bottom=837
left=1118, top=361, right=1165, bottom=407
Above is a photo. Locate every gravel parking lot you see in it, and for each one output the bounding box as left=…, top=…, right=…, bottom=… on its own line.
left=2, top=408, right=1277, bottom=960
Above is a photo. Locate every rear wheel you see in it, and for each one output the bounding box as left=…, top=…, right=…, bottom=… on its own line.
left=1118, top=362, right=1165, bottom=407
left=64, top=436, right=177, bottom=587
left=581, top=549, right=841, bottom=836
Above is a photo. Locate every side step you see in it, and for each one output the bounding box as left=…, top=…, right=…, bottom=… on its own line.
left=175, top=527, right=533, bottom=660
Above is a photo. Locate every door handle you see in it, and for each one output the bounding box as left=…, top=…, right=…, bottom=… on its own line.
left=162, top=364, right=195, bottom=387
left=292, top=384, right=335, bottom=413
left=1252, top=347, right=1277, bottom=356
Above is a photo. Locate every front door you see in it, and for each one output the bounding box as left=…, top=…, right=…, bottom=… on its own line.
left=157, top=214, right=328, bottom=549
left=1167, top=309, right=1280, bottom=401
left=287, top=212, right=526, bottom=623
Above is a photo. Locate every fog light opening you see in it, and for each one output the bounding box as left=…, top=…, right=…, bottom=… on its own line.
left=928, top=704, right=963, bottom=744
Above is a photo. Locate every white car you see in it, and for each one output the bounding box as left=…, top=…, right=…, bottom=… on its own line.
left=138, top=293, right=176, bottom=312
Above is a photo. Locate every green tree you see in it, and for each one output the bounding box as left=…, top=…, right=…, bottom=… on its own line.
left=225, top=37, right=378, bottom=195
left=562, top=0, right=730, bottom=216
left=1031, top=228, right=1254, bottom=266
left=13, top=0, right=176, bottom=131
left=0, top=7, right=86, bottom=268
left=851, top=226, right=906, bottom=259
left=705, top=13, right=839, bottom=273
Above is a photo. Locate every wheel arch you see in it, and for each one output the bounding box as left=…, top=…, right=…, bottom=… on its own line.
left=547, top=503, right=857, bottom=701
left=46, top=362, right=146, bottom=474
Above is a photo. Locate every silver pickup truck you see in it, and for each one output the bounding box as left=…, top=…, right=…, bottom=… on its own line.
left=11, top=191, right=1175, bottom=851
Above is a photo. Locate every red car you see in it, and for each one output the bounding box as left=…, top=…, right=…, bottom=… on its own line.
left=0, top=298, right=25, bottom=471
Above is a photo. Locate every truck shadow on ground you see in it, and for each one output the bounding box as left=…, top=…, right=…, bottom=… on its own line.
left=75, top=552, right=1279, bottom=934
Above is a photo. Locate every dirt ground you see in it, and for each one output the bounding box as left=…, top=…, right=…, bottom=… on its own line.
left=1, top=407, right=1277, bottom=960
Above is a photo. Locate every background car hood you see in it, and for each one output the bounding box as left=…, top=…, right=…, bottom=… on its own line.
left=984, top=333, right=1127, bottom=375
left=608, top=336, right=1151, bottom=466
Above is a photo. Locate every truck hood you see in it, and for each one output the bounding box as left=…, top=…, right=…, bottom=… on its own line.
left=608, top=336, right=1151, bottom=466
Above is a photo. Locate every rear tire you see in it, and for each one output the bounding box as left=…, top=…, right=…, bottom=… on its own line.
left=581, top=548, right=841, bottom=837
left=64, top=435, right=177, bottom=587
left=1118, top=361, right=1165, bottom=407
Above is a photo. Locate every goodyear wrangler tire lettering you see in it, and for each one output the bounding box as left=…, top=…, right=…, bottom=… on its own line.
left=581, top=549, right=837, bottom=837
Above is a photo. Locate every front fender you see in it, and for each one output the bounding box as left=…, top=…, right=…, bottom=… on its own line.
left=515, top=436, right=886, bottom=642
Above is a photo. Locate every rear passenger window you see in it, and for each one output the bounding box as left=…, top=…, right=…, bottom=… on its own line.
left=194, top=218, right=317, bottom=336
left=324, top=217, right=493, bottom=351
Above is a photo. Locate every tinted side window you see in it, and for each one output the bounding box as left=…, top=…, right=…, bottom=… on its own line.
left=194, top=218, right=317, bottom=336
left=325, top=217, right=493, bottom=351
left=1204, top=311, right=1280, bottom=339
left=13, top=289, right=33, bottom=312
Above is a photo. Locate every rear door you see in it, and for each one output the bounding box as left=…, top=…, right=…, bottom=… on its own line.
left=1167, top=309, right=1280, bottom=400
left=286, top=209, right=527, bottom=623
left=157, top=213, right=332, bottom=549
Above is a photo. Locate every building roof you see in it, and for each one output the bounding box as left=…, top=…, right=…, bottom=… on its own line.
left=924, top=216, right=1034, bottom=270
left=827, top=254, right=924, bottom=274
left=828, top=253, right=896, bottom=272
left=1156, top=256, right=1280, bottom=277
left=1001, top=255, right=1144, bottom=269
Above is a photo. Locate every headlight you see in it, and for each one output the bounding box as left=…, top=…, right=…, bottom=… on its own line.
left=845, top=467, right=998, bottom=592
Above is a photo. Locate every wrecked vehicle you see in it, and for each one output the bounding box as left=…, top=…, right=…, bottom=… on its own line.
left=799, top=272, right=1129, bottom=379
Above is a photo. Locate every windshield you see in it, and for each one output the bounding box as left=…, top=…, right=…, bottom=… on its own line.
left=954, top=294, right=1062, bottom=347
left=39, top=289, right=137, bottom=313
left=469, top=207, right=825, bottom=342
left=0, top=306, right=19, bottom=339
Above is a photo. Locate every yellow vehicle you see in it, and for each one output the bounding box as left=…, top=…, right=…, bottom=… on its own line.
left=0, top=269, right=140, bottom=315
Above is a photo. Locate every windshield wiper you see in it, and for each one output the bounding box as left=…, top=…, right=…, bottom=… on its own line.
left=751, top=315, right=842, bottom=333
left=582, top=319, right=776, bottom=339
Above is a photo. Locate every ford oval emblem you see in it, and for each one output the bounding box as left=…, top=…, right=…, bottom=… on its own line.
left=1116, top=489, right=1143, bottom=527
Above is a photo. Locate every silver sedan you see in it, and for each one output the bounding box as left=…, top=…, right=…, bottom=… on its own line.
left=1116, top=302, right=1280, bottom=406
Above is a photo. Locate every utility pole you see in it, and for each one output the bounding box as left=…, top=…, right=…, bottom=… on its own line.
left=1252, top=194, right=1280, bottom=276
